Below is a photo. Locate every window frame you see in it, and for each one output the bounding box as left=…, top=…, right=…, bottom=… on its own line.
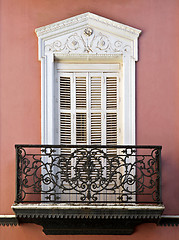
left=35, top=13, right=141, bottom=146
left=41, top=53, right=136, bottom=146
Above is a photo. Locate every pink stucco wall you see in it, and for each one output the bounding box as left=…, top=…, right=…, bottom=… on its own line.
left=0, top=0, right=179, bottom=238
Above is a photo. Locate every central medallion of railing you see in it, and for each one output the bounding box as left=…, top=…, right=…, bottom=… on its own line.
left=15, top=145, right=162, bottom=204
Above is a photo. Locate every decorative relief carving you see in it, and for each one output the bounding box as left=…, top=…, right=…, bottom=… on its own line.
left=45, top=30, right=131, bottom=55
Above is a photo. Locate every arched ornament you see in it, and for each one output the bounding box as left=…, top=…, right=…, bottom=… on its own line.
left=35, top=12, right=141, bottom=145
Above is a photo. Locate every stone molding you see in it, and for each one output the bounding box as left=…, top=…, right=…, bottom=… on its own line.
left=12, top=204, right=165, bottom=219
left=35, top=12, right=141, bottom=38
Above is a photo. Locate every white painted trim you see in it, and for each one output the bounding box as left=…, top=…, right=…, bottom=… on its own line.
left=35, top=13, right=141, bottom=145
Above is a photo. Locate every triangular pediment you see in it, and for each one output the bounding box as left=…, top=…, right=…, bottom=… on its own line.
left=36, top=13, right=141, bottom=60
left=35, top=12, right=141, bottom=38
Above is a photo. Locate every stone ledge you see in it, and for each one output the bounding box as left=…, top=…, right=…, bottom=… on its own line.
left=11, top=203, right=165, bottom=234
left=12, top=204, right=164, bottom=219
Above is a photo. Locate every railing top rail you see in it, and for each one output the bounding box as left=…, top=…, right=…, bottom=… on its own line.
left=15, top=144, right=162, bottom=149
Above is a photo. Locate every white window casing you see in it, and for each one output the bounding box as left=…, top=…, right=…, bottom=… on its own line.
left=35, top=12, right=141, bottom=146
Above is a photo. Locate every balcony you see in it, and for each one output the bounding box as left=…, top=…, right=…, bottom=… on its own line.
left=12, top=145, right=164, bottom=235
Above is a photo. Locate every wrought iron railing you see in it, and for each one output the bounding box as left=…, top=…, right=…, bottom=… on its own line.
left=15, top=145, right=162, bottom=204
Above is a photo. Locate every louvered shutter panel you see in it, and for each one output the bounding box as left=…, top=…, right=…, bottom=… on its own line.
left=60, top=76, right=71, bottom=109
left=90, top=74, right=102, bottom=145
left=105, top=74, right=119, bottom=154
left=58, top=71, right=120, bottom=147
left=91, top=76, right=101, bottom=109
left=75, top=73, right=87, bottom=144
left=76, top=76, right=86, bottom=109
left=106, top=76, right=117, bottom=109
left=59, top=74, right=72, bottom=155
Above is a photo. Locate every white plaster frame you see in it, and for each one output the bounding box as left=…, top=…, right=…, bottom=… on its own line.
left=35, top=12, right=141, bottom=145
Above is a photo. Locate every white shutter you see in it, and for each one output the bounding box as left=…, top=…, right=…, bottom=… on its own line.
left=58, top=70, right=121, bottom=147
left=75, top=73, right=87, bottom=144
left=59, top=74, right=72, bottom=154
left=105, top=73, right=119, bottom=154
left=90, top=73, right=102, bottom=145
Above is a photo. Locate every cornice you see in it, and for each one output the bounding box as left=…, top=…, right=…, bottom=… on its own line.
left=12, top=204, right=164, bottom=219
left=35, top=12, right=141, bottom=38
left=10, top=204, right=164, bottom=234
left=0, top=215, right=18, bottom=226
left=159, top=215, right=179, bottom=226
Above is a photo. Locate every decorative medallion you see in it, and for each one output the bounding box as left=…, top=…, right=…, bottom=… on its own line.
left=84, top=27, right=93, bottom=36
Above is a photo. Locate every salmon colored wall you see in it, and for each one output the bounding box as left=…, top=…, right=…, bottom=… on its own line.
left=0, top=0, right=179, bottom=239
left=1, top=224, right=179, bottom=240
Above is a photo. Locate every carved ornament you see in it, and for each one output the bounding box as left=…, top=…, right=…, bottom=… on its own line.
left=45, top=31, right=131, bottom=55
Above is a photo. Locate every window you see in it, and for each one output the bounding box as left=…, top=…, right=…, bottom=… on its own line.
left=35, top=13, right=141, bottom=146
left=55, top=63, right=123, bottom=148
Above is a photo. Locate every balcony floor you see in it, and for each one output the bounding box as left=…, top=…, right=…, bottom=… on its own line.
left=12, top=203, right=165, bottom=235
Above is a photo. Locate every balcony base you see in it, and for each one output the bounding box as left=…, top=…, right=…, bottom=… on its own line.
left=12, top=204, right=164, bottom=235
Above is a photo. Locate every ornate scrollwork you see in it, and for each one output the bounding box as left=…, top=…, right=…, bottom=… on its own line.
left=16, top=145, right=161, bottom=203
left=45, top=30, right=130, bottom=55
